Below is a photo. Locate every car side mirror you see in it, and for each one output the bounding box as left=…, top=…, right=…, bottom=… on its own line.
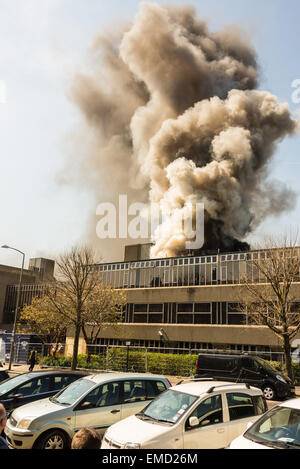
left=79, top=401, right=94, bottom=410
left=189, top=416, right=199, bottom=428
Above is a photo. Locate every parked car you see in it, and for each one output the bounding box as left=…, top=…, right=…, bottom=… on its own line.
left=195, top=354, right=294, bottom=400
left=5, top=372, right=170, bottom=449
left=229, top=398, right=300, bottom=449
left=0, top=370, right=9, bottom=384
left=0, top=371, right=87, bottom=416
left=101, top=380, right=267, bottom=449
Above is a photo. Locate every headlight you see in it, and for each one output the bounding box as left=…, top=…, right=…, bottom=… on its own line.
left=276, top=375, right=286, bottom=384
left=17, top=418, right=34, bottom=430
left=124, top=443, right=141, bottom=449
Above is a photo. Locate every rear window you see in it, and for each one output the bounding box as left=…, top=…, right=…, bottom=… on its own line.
left=197, top=355, right=238, bottom=371
left=253, top=395, right=267, bottom=415
left=227, top=392, right=256, bottom=421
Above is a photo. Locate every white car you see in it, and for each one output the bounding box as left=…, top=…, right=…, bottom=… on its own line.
left=101, top=380, right=267, bottom=449
left=229, top=398, right=300, bottom=449
left=4, top=373, right=170, bottom=449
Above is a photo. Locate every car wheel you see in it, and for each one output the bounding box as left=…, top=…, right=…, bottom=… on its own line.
left=262, top=385, right=276, bottom=401
left=36, top=430, right=68, bottom=449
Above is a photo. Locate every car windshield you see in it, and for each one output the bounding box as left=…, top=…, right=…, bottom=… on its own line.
left=138, top=389, right=198, bottom=424
left=245, top=406, right=300, bottom=449
left=52, top=378, right=95, bottom=406
left=255, top=357, right=279, bottom=373
left=0, top=374, right=30, bottom=396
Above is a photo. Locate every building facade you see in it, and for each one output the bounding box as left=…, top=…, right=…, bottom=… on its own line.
left=0, top=258, right=54, bottom=330
left=68, top=247, right=300, bottom=357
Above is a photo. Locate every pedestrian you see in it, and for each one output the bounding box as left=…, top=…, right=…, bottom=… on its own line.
left=28, top=347, right=37, bottom=372
left=0, top=404, right=8, bottom=450
left=71, top=427, right=101, bottom=449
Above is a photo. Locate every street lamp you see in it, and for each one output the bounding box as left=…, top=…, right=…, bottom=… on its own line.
left=1, top=245, right=25, bottom=370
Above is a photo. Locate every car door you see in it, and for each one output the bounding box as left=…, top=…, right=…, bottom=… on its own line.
left=225, top=392, right=259, bottom=445
left=240, top=358, right=264, bottom=387
left=120, top=380, right=155, bottom=420
left=183, top=394, right=228, bottom=449
left=74, top=381, right=122, bottom=436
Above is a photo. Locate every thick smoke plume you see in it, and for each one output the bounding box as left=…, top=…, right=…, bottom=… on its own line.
left=69, top=2, right=298, bottom=258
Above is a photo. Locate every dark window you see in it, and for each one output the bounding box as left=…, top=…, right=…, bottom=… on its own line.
left=252, top=395, right=267, bottom=415
left=145, top=380, right=166, bottom=399
left=177, top=314, right=193, bottom=324
left=186, top=395, right=223, bottom=430
left=148, top=314, right=163, bottom=323
left=195, top=303, right=211, bottom=313
left=226, top=393, right=255, bottom=421
left=8, top=376, right=51, bottom=398
left=178, top=304, right=193, bottom=312
left=134, top=314, right=148, bottom=323
left=228, top=314, right=246, bottom=325
left=53, top=375, right=76, bottom=392
left=80, top=382, right=121, bottom=409
left=134, top=304, right=148, bottom=312
left=194, top=314, right=211, bottom=324
left=149, top=304, right=163, bottom=312
left=123, top=380, right=147, bottom=404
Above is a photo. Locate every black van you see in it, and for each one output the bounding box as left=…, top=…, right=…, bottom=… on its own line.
left=195, top=354, right=295, bottom=400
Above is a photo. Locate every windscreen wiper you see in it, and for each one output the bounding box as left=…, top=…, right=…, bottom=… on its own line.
left=136, top=413, right=172, bottom=424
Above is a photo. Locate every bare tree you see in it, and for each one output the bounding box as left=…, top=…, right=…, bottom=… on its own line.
left=44, top=246, right=102, bottom=370
left=81, top=284, right=126, bottom=359
left=240, top=234, right=300, bottom=380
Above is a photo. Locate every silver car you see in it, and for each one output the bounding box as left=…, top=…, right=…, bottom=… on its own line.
left=5, top=372, right=170, bottom=449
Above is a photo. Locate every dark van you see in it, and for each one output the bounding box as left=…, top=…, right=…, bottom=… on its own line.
left=195, top=354, right=295, bottom=400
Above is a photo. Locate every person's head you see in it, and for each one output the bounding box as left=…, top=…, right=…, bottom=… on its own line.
left=0, top=404, right=7, bottom=432
left=71, top=427, right=101, bottom=449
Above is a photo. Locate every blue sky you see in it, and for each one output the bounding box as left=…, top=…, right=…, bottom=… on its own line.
left=0, top=0, right=299, bottom=267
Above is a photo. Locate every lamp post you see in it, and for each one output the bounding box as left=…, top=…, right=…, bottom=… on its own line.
left=1, top=245, right=25, bottom=370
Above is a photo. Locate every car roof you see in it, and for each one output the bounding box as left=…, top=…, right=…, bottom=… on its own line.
left=11, top=371, right=87, bottom=380
left=81, top=372, right=168, bottom=385
left=279, top=398, right=300, bottom=410
left=171, top=380, right=262, bottom=396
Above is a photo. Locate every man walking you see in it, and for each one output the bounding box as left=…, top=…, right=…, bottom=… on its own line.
left=28, top=347, right=37, bottom=372
left=0, top=404, right=8, bottom=449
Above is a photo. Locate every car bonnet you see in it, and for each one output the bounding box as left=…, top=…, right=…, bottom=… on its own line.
left=10, top=397, right=65, bottom=423
left=105, top=414, right=173, bottom=446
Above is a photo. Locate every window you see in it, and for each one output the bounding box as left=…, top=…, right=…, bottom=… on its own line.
left=53, top=375, right=76, bottom=392
left=80, top=382, right=121, bottom=409
left=194, top=303, right=211, bottom=313
left=123, top=380, right=147, bottom=404
left=186, top=395, right=223, bottom=430
left=145, top=380, right=167, bottom=399
left=252, top=395, right=267, bottom=416
left=8, top=376, right=51, bottom=398
left=226, top=393, right=255, bottom=421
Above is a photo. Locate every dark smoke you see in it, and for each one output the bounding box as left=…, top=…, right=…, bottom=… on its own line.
left=67, top=2, right=298, bottom=258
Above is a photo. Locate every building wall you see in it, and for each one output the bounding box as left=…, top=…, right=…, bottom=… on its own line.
left=0, top=265, right=40, bottom=328
left=65, top=282, right=300, bottom=355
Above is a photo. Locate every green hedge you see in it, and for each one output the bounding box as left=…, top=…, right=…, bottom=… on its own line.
left=40, top=350, right=300, bottom=383
left=40, top=349, right=197, bottom=376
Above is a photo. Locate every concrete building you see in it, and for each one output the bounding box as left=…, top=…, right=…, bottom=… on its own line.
left=67, top=245, right=300, bottom=358
left=0, top=258, right=54, bottom=331
left=2, top=246, right=299, bottom=359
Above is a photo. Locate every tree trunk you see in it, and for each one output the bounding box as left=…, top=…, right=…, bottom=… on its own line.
left=71, top=323, right=81, bottom=370
left=283, top=334, right=294, bottom=382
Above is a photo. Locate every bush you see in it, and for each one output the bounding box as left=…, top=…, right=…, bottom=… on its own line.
left=39, top=351, right=300, bottom=383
